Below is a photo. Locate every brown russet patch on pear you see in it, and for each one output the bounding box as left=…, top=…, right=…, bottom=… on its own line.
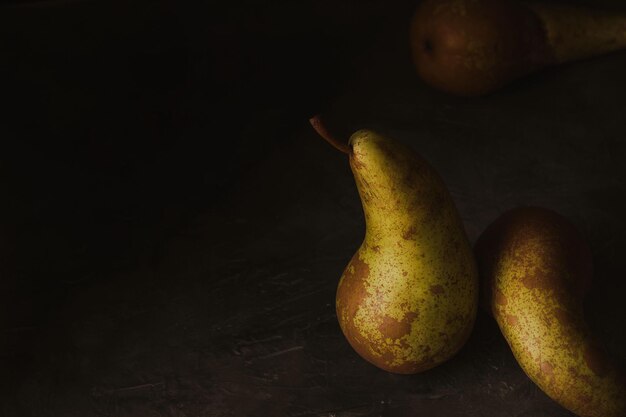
left=429, top=284, right=444, bottom=295
left=344, top=327, right=368, bottom=353
left=351, top=338, right=421, bottom=375
left=567, top=365, right=595, bottom=387
left=349, top=255, right=370, bottom=280
left=372, top=245, right=380, bottom=253
left=341, top=326, right=389, bottom=373
left=377, top=349, right=399, bottom=368
left=494, top=287, right=508, bottom=306
left=519, top=267, right=549, bottom=290
left=505, top=314, right=518, bottom=326
left=352, top=171, right=375, bottom=203
left=340, top=319, right=384, bottom=373
left=567, top=365, right=577, bottom=376
left=378, top=316, right=407, bottom=339
left=336, top=255, right=370, bottom=323
left=376, top=311, right=419, bottom=352
left=377, top=310, right=419, bottom=340
left=402, top=226, right=418, bottom=240
left=349, top=150, right=366, bottom=171
left=403, top=311, right=418, bottom=325
left=515, top=250, right=553, bottom=291
left=541, top=361, right=555, bottom=379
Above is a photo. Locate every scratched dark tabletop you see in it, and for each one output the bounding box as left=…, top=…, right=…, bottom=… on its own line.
left=2, top=0, right=626, bottom=416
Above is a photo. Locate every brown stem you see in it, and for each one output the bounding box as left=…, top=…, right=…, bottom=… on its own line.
left=309, top=115, right=350, bottom=154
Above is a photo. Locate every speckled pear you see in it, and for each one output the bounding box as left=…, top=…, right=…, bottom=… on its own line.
left=335, top=129, right=478, bottom=374
left=475, top=207, right=626, bottom=417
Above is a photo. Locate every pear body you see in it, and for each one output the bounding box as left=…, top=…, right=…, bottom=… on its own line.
left=410, top=0, right=626, bottom=96
left=336, top=130, right=478, bottom=374
left=475, top=207, right=626, bottom=417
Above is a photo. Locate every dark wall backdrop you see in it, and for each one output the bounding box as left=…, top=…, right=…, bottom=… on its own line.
left=1, top=0, right=626, bottom=416
left=1, top=0, right=414, bottom=280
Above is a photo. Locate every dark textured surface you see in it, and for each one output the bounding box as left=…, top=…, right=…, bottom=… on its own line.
left=2, top=0, right=626, bottom=416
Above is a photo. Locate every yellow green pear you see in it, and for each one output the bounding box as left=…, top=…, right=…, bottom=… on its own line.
left=475, top=207, right=626, bottom=417
left=310, top=116, right=478, bottom=373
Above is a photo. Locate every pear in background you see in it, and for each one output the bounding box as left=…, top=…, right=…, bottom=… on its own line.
left=475, top=207, right=626, bottom=417
left=410, top=0, right=626, bottom=96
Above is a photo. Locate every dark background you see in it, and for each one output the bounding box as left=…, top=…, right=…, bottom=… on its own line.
left=1, top=0, right=626, bottom=415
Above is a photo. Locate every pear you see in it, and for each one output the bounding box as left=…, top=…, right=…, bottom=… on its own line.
left=410, top=0, right=626, bottom=96
left=475, top=207, right=626, bottom=417
left=311, top=116, right=478, bottom=373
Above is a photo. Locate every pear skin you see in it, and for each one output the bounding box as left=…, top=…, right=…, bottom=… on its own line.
left=475, top=207, right=626, bottom=417
left=336, top=129, right=478, bottom=374
left=410, top=0, right=626, bottom=96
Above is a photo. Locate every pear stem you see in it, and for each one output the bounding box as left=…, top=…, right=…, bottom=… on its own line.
left=309, top=115, right=350, bottom=154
